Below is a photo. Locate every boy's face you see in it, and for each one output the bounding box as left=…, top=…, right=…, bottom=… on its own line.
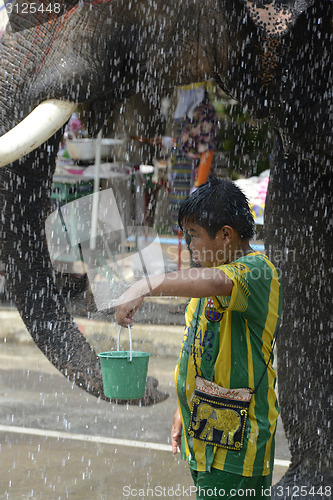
left=183, top=221, right=231, bottom=267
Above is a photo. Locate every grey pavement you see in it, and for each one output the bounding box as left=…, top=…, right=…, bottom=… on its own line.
left=0, top=308, right=290, bottom=500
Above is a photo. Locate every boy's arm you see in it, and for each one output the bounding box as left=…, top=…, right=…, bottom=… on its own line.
left=115, top=267, right=233, bottom=326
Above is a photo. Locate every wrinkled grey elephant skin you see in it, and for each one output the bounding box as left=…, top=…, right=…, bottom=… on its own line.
left=0, top=1, right=332, bottom=492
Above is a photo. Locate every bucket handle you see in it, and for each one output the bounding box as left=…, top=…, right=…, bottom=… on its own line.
left=117, top=325, right=133, bottom=362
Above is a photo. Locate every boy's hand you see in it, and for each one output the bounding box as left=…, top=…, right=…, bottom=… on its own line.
left=115, top=282, right=146, bottom=326
left=171, top=407, right=182, bottom=455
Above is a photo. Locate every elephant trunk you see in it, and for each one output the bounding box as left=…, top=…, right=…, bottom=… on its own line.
left=0, top=134, right=167, bottom=405
left=0, top=135, right=104, bottom=398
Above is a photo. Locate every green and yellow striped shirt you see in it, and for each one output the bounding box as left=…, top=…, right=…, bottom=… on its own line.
left=175, top=252, right=281, bottom=477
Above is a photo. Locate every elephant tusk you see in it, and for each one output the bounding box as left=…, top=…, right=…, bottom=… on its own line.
left=0, top=99, right=77, bottom=167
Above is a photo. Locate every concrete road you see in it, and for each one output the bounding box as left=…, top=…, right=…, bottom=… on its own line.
left=0, top=317, right=290, bottom=500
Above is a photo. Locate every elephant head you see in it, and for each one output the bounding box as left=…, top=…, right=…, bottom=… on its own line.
left=191, top=402, right=215, bottom=431
left=1, top=0, right=206, bottom=404
left=0, top=0, right=273, bottom=402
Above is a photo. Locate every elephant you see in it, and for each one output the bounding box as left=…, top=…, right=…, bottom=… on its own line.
left=0, top=1, right=332, bottom=495
left=192, top=402, right=241, bottom=446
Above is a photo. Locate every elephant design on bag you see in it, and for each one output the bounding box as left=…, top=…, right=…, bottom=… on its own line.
left=191, top=403, right=214, bottom=428
left=192, top=402, right=241, bottom=446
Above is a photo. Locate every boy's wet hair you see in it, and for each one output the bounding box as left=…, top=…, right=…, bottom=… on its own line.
left=178, top=178, right=255, bottom=239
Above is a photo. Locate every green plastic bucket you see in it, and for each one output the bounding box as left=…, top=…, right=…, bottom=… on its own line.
left=98, top=326, right=151, bottom=400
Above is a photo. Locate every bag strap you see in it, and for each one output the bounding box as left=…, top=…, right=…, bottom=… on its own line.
left=191, top=298, right=278, bottom=394
left=252, top=333, right=278, bottom=394
left=191, top=298, right=202, bottom=378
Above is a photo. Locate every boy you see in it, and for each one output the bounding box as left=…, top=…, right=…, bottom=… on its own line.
left=116, top=178, right=281, bottom=499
